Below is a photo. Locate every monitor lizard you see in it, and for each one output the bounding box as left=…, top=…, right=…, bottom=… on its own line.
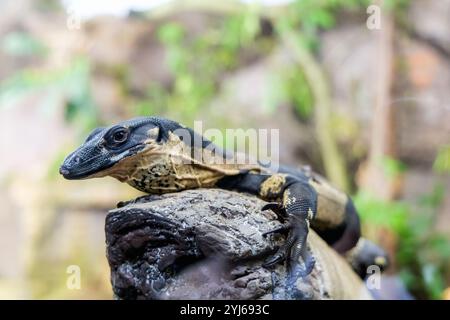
left=60, top=116, right=388, bottom=280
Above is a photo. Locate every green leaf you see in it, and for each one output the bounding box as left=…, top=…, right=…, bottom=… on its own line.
left=419, top=183, right=444, bottom=208
left=157, top=23, right=185, bottom=45
left=433, top=146, right=450, bottom=174
left=309, top=9, right=335, bottom=29
left=380, top=156, right=407, bottom=178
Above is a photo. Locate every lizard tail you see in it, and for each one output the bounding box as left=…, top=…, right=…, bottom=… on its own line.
left=345, top=237, right=390, bottom=279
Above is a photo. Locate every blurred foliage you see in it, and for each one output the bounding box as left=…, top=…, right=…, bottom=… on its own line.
left=269, top=67, right=314, bottom=121
left=0, top=52, right=97, bottom=131
left=283, top=0, right=369, bottom=50
left=139, top=0, right=375, bottom=123
left=380, top=156, right=407, bottom=178
left=28, top=233, right=110, bottom=299
left=355, top=164, right=450, bottom=299
left=434, top=146, right=450, bottom=174
left=134, top=11, right=267, bottom=122
left=1, top=31, right=48, bottom=57
left=272, top=0, right=410, bottom=121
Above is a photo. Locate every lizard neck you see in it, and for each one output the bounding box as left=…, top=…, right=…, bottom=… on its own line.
left=112, top=131, right=261, bottom=194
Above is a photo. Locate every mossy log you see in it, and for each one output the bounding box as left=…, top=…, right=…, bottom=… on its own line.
left=105, top=189, right=371, bottom=300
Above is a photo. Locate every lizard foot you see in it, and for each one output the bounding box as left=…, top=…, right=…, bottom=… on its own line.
left=263, top=217, right=315, bottom=278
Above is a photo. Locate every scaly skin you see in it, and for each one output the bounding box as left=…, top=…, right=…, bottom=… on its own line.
left=60, top=116, right=388, bottom=280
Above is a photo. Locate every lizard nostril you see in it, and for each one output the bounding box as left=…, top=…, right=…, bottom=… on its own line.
left=59, top=166, right=70, bottom=176
left=73, top=156, right=81, bottom=165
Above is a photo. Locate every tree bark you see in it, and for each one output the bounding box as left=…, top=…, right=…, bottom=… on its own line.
left=105, top=189, right=371, bottom=300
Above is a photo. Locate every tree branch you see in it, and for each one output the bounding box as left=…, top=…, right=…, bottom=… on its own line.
left=105, top=189, right=370, bottom=300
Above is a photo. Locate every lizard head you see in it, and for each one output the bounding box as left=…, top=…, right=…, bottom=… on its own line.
left=59, top=117, right=182, bottom=180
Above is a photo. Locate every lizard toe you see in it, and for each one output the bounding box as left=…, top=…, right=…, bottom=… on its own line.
left=262, top=251, right=286, bottom=268
left=262, top=224, right=290, bottom=237
left=262, top=202, right=287, bottom=221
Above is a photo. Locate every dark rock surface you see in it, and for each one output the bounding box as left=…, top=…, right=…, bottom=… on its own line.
left=106, top=189, right=371, bottom=300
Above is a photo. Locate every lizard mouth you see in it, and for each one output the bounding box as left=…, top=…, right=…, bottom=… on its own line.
left=60, top=144, right=147, bottom=180
left=59, top=162, right=115, bottom=180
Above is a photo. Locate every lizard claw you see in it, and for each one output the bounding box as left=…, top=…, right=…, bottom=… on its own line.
left=262, top=202, right=287, bottom=221
left=263, top=251, right=286, bottom=268
left=289, top=243, right=315, bottom=279
left=263, top=217, right=314, bottom=278
left=145, top=276, right=165, bottom=299
left=262, top=224, right=290, bottom=237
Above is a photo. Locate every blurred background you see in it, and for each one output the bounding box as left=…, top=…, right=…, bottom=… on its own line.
left=0, top=0, right=449, bottom=299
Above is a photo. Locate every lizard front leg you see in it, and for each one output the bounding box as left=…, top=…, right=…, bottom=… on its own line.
left=263, top=180, right=317, bottom=278
left=218, top=172, right=317, bottom=277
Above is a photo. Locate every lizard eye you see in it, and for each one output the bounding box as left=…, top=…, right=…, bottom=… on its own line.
left=113, top=129, right=128, bottom=143
left=105, top=127, right=129, bottom=147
